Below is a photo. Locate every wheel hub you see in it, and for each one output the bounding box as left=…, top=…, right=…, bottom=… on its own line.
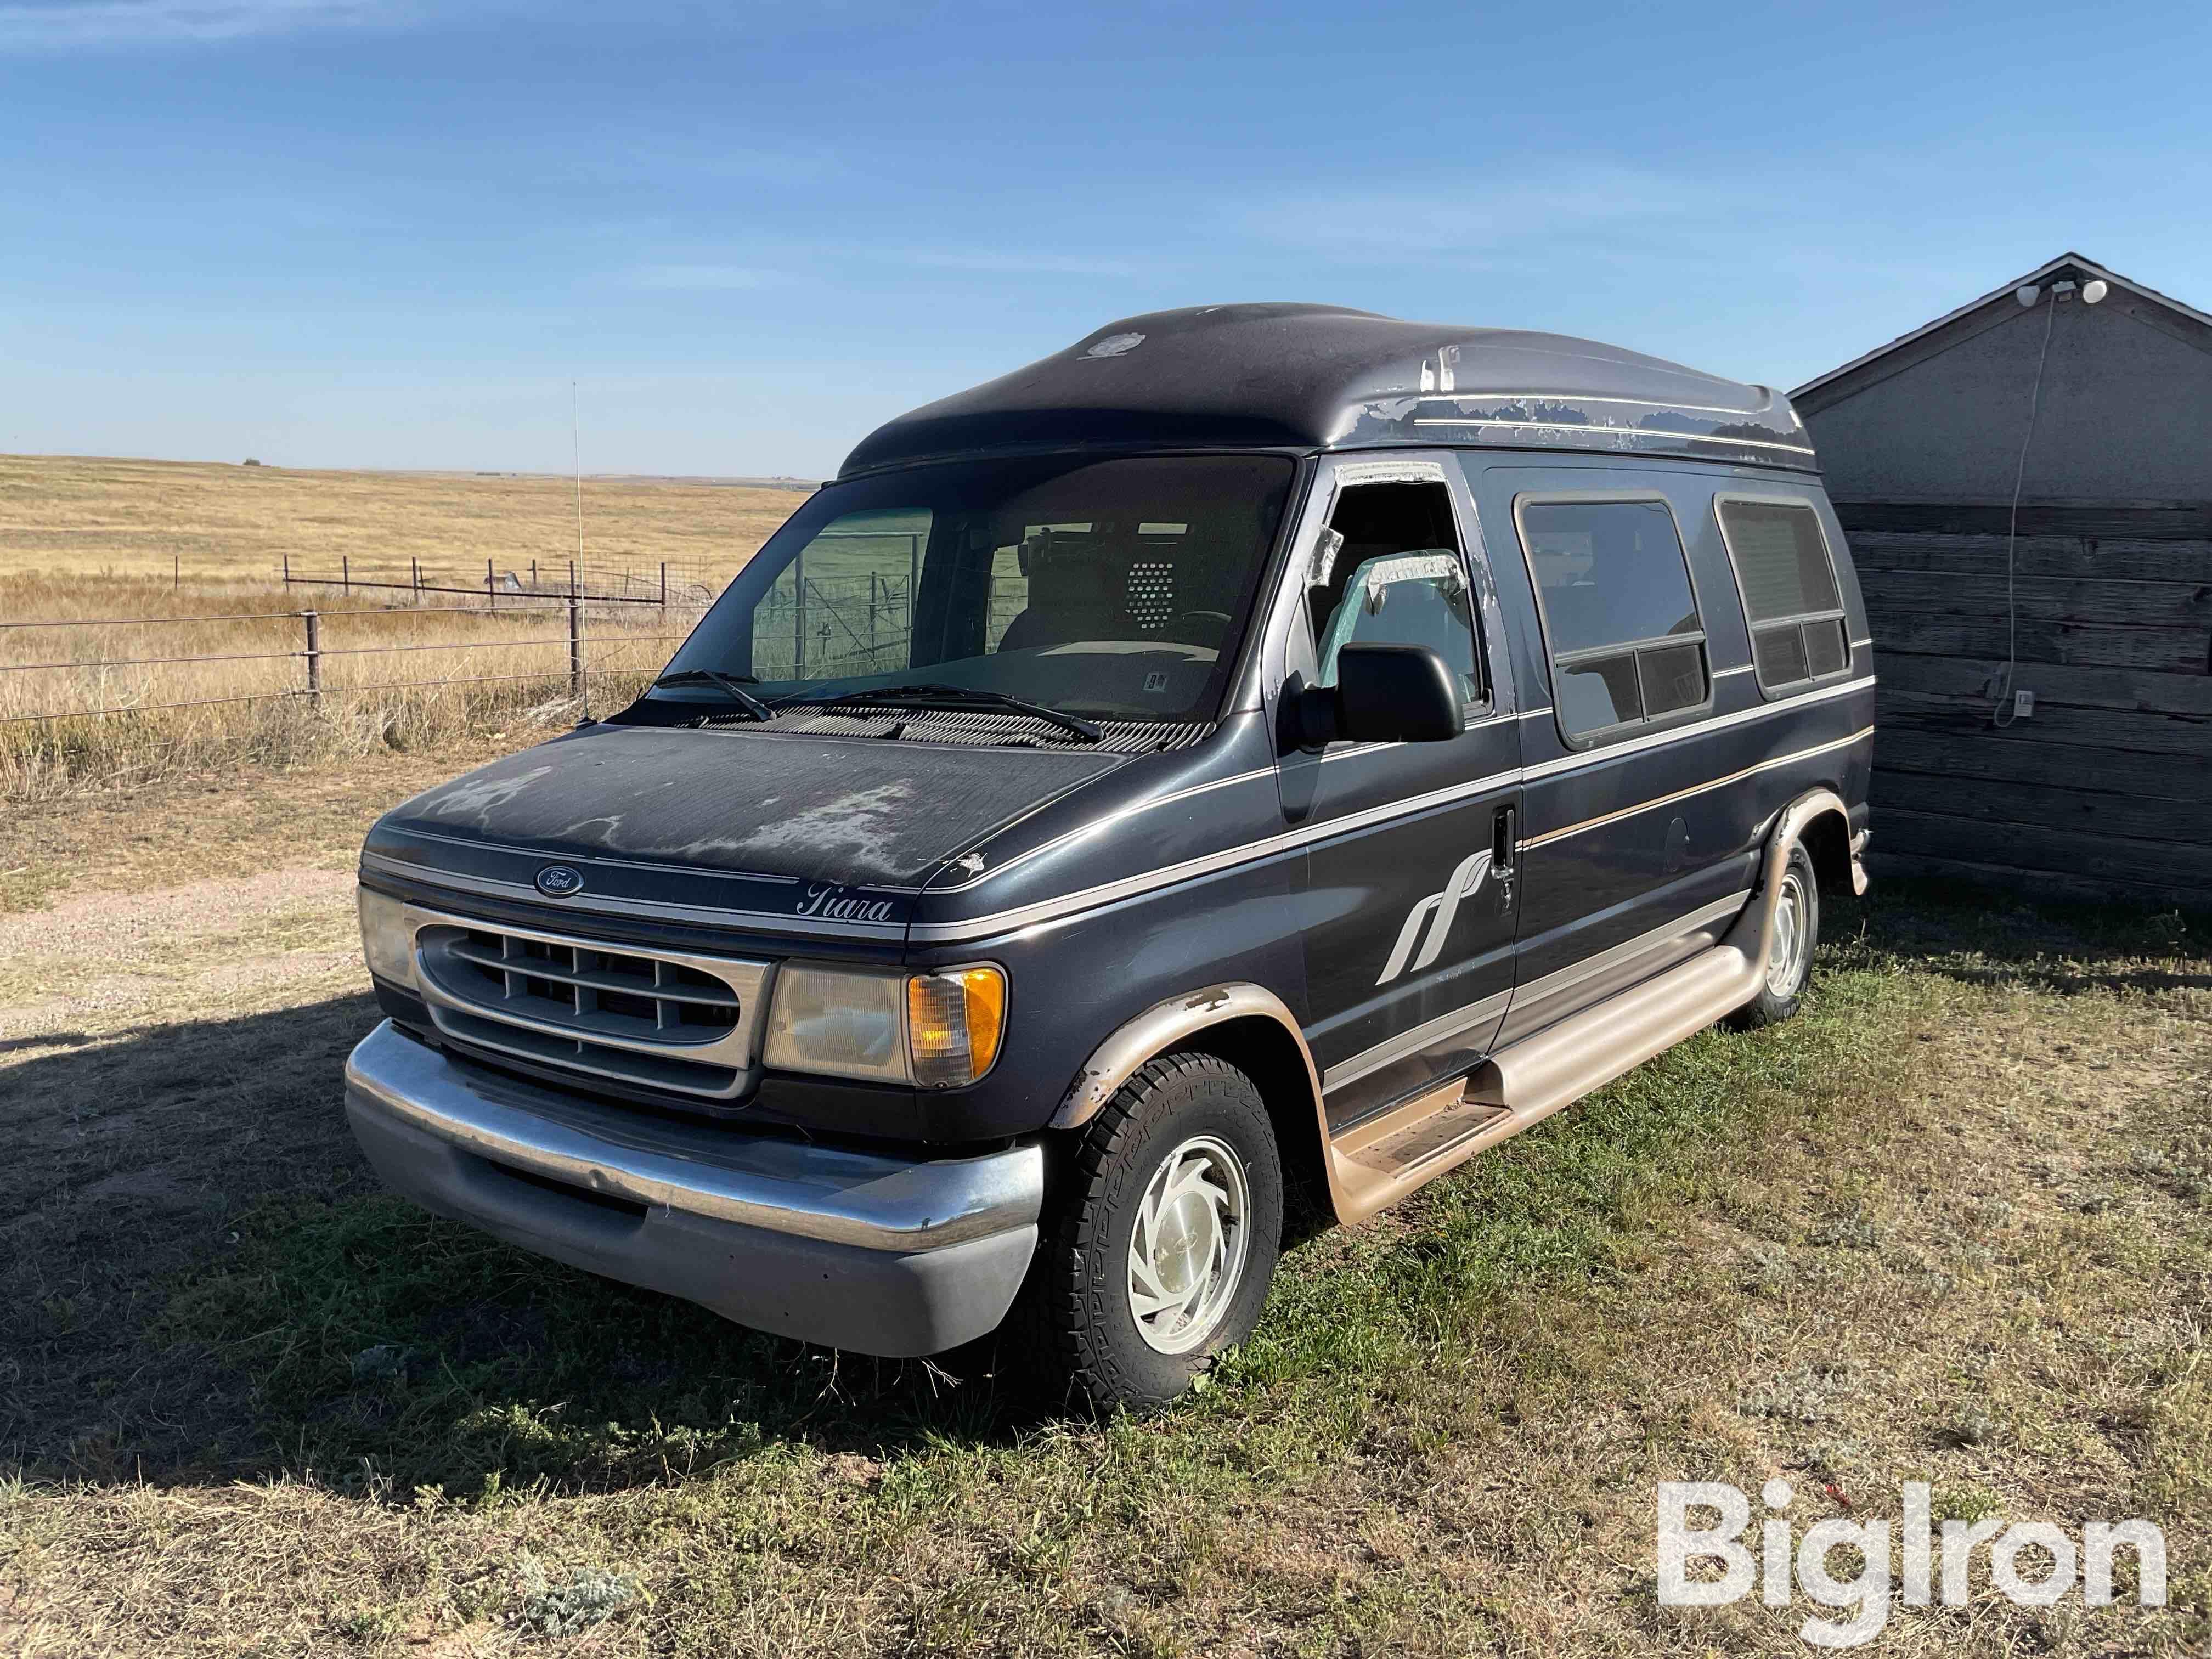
left=1126, top=1135, right=1251, bottom=1356
left=1765, top=871, right=1810, bottom=998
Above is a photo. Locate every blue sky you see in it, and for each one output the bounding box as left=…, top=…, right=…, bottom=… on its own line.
left=3, top=0, right=2208, bottom=478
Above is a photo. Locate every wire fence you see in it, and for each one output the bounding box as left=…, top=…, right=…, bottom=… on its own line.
left=0, top=597, right=698, bottom=727
left=3, top=557, right=1031, bottom=732
left=275, top=552, right=720, bottom=610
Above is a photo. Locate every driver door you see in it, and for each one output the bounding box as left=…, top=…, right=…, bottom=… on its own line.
left=1276, top=458, right=1523, bottom=1131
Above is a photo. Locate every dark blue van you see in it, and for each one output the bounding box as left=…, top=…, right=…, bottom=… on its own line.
left=346, top=304, right=1873, bottom=1409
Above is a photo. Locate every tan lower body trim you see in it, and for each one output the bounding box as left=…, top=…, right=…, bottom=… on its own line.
left=1319, top=788, right=1849, bottom=1226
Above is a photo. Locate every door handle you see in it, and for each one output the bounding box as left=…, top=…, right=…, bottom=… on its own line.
left=1492, top=805, right=1517, bottom=906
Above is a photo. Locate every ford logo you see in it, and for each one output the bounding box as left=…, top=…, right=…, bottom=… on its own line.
left=534, top=864, right=585, bottom=898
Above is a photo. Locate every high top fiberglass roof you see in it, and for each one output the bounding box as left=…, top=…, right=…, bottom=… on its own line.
left=841, top=303, right=1814, bottom=478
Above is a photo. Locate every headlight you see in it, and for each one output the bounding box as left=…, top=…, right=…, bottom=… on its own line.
left=764, top=963, right=1007, bottom=1088
left=358, top=887, right=418, bottom=989
left=764, top=967, right=907, bottom=1082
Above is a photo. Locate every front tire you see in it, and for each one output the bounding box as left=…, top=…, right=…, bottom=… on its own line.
left=1730, top=842, right=1820, bottom=1029
left=1013, top=1052, right=1283, bottom=1412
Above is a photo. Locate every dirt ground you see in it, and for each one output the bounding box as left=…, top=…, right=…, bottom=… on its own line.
left=1, top=754, right=2208, bottom=1657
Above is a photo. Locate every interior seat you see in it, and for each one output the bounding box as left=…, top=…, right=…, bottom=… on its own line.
left=998, top=551, right=1133, bottom=653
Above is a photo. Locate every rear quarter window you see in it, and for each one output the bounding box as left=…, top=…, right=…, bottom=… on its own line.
left=1714, top=496, right=1850, bottom=695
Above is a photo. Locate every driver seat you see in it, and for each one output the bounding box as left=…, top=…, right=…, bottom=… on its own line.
left=998, top=548, right=1133, bottom=653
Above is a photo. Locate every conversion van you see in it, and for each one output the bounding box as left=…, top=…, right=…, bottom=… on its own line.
left=346, top=304, right=1873, bottom=1409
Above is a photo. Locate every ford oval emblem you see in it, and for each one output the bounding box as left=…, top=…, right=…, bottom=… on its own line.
left=535, top=864, right=585, bottom=898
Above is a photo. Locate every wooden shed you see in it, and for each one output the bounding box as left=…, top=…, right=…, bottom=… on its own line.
left=1793, top=252, right=2212, bottom=910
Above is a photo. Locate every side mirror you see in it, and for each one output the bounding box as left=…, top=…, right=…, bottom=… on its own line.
left=1293, top=644, right=1464, bottom=749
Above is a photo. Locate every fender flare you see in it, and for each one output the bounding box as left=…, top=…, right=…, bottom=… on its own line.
left=1048, top=982, right=1321, bottom=1132
left=1728, top=787, right=1857, bottom=972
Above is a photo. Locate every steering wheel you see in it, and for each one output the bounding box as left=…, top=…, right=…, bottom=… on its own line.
left=1167, top=609, right=1233, bottom=648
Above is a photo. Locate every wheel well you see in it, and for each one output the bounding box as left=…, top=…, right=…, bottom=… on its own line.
left=1174, top=1015, right=1330, bottom=1223
left=1796, top=807, right=1853, bottom=901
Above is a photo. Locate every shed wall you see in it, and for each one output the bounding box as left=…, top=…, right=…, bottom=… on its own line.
left=1834, top=515, right=2212, bottom=910
left=1807, top=294, right=2212, bottom=503
left=1803, top=293, right=2212, bottom=910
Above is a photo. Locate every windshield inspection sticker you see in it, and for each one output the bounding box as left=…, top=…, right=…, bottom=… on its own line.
left=1144, top=672, right=1171, bottom=693
left=1082, top=332, right=1144, bottom=358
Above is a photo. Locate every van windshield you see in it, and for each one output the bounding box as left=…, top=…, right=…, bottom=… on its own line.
left=648, top=453, right=1296, bottom=725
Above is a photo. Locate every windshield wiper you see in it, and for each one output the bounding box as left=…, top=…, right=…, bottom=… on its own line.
left=653, top=669, right=772, bottom=721
left=775, top=683, right=1102, bottom=743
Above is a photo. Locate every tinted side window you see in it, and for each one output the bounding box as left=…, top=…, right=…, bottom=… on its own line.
left=1517, top=497, right=1709, bottom=740
left=1716, top=498, right=1850, bottom=693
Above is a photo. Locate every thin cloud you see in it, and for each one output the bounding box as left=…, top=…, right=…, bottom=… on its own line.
left=620, top=263, right=781, bottom=291
left=0, top=0, right=407, bottom=48
left=902, top=247, right=1150, bottom=278
left=1239, top=163, right=1716, bottom=260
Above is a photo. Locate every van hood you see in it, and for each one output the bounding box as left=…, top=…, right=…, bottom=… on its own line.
left=371, top=723, right=1126, bottom=889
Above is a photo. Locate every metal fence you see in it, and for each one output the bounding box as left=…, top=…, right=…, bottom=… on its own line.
left=0, top=596, right=698, bottom=727
left=276, top=554, right=719, bottom=610
left=5, top=554, right=1035, bottom=729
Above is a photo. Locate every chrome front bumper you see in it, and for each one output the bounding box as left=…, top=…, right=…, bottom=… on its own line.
left=343, top=1020, right=1045, bottom=1356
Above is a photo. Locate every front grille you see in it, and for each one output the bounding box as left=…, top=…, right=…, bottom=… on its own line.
left=439, top=928, right=742, bottom=1040
left=410, top=909, right=771, bottom=1101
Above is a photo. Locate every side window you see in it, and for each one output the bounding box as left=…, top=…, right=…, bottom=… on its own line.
left=1714, top=498, right=1849, bottom=692
left=1309, top=480, right=1486, bottom=709
left=753, top=509, right=927, bottom=682
left=1516, top=496, right=1709, bottom=741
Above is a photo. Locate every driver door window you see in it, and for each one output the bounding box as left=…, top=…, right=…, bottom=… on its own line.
left=1308, top=481, right=1486, bottom=712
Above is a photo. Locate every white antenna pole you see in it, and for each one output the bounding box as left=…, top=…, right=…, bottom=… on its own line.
left=571, top=379, right=584, bottom=571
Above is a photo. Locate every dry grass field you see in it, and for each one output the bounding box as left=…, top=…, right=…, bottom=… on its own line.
left=0, top=454, right=809, bottom=799
left=0, top=452, right=808, bottom=589
left=1, top=775, right=2208, bottom=1657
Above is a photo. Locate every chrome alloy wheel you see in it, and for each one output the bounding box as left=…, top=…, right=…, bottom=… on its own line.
left=1126, top=1134, right=1251, bottom=1355
left=1765, top=866, right=1812, bottom=999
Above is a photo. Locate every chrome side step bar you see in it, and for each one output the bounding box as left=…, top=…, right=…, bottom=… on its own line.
left=1322, top=789, right=1846, bottom=1225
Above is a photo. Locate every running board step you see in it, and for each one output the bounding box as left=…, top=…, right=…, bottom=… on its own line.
left=1338, top=1086, right=1510, bottom=1176
left=1326, top=941, right=1760, bottom=1224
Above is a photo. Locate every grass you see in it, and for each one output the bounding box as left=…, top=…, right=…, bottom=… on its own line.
left=3, top=827, right=2208, bottom=1654
left=0, top=572, right=694, bottom=799
left=0, top=452, right=811, bottom=800
left=0, top=452, right=806, bottom=591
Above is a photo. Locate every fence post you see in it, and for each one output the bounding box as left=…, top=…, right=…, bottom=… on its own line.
left=412, top=556, right=420, bottom=594
left=660, top=561, right=668, bottom=608
left=568, top=563, right=585, bottom=710
left=283, top=552, right=290, bottom=587
left=173, top=552, right=179, bottom=591
left=794, top=549, right=806, bottom=678
left=342, top=555, right=349, bottom=595
left=487, top=558, right=495, bottom=611
left=302, top=610, right=321, bottom=703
